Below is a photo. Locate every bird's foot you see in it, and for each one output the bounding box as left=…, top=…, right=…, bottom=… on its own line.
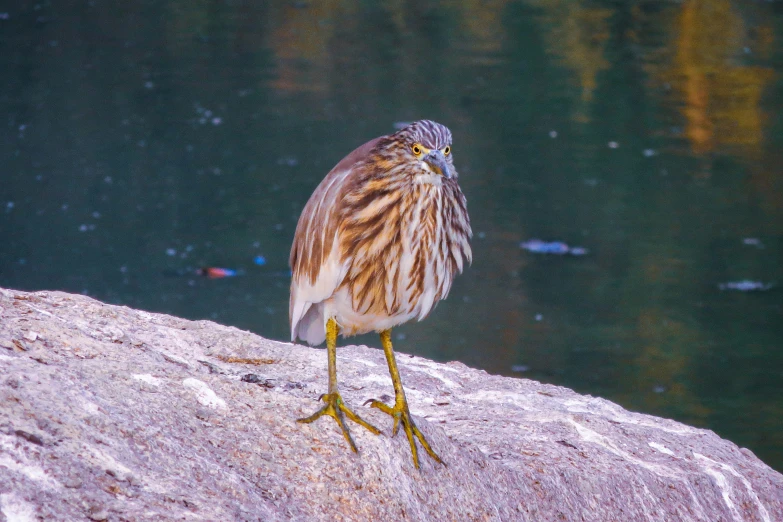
left=297, top=392, right=381, bottom=452
left=365, top=397, right=444, bottom=469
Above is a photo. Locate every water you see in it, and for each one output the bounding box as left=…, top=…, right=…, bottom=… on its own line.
left=2, top=1, right=782, bottom=471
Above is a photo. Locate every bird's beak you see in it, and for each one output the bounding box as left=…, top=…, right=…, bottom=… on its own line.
left=424, top=149, right=452, bottom=179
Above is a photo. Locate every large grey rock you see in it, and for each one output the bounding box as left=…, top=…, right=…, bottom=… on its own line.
left=0, top=287, right=780, bottom=521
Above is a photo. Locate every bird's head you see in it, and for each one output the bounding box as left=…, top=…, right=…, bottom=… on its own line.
left=390, top=120, right=456, bottom=179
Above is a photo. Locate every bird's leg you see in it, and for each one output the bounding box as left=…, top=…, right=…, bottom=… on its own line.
left=366, top=329, right=445, bottom=469
left=297, top=317, right=380, bottom=452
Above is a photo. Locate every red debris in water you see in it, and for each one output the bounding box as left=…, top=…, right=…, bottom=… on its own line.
left=197, top=267, right=238, bottom=279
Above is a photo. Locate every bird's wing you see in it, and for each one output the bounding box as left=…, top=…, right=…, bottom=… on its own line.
left=289, top=136, right=383, bottom=344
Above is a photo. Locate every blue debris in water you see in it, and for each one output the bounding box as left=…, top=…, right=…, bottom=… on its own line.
left=718, top=280, right=775, bottom=292
left=520, top=239, right=589, bottom=256
left=253, top=255, right=267, bottom=266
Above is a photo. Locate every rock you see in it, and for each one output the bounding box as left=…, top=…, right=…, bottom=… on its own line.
left=0, top=287, right=781, bottom=521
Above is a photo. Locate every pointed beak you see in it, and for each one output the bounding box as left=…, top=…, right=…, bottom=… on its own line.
left=424, top=149, right=452, bottom=179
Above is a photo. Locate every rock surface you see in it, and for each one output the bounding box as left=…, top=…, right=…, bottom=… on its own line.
left=0, top=287, right=781, bottom=522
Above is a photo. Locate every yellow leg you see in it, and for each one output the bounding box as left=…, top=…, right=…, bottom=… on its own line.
left=366, top=329, right=445, bottom=469
left=297, top=318, right=380, bottom=452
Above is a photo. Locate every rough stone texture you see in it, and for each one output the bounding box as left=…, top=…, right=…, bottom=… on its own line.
left=0, top=288, right=781, bottom=522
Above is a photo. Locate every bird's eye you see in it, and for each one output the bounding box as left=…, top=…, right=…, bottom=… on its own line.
left=412, top=144, right=422, bottom=156
left=443, top=146, right=451, bottom=156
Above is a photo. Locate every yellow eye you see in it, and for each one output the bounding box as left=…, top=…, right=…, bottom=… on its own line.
left=412, top=144, right=422, bottom=156
left=443, top=146, right=451, bottom=156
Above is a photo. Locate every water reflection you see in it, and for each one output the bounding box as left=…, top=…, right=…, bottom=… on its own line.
left=659, top=0, right=774, bottom=157
left=1, top=0, right=781, bottom=471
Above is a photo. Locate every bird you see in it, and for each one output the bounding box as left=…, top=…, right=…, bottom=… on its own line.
left=289, top=119, right=472, bottom=469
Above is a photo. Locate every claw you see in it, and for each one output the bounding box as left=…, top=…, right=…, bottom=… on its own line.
left=369, top=397, right=444, bottom=469
left=298, top=392, right=381, bottom=452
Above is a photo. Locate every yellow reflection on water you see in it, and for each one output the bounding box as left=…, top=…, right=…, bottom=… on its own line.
left=664, top=0, right=773, bottom=156
left=456, top=0, right=512, bottom=57
left=527, top=0, right=613, bottom=123
left=266, top=2, right=342, bottom=95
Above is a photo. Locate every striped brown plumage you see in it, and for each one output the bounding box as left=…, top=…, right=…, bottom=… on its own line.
left=289, top=120, right=471, bottom=469
left=290, top=120, right=472, bottom=343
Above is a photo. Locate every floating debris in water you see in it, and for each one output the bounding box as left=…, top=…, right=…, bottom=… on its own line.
left=520, top=239, right=589, bottom=256
left=253, top=255, right=267, bottom=266
left=718, top=280, right=775, bottom=292
left=511, top=365, right=530, bottom=373
left=195, top=105, right=223, bottom=126
left=276, top=156, right=299, bottom=167
left=549, top=130, right=558, bottom=138
left=643, top=149, right=657, bottom=157
left=742, top=238, right=764, bottom=249
left=197, top=267, right=242, bottom=279
left=608, top=141, right=619, bottom=149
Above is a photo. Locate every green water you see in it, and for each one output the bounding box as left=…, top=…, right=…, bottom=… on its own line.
left=2, top=1, right=782, bottom=471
